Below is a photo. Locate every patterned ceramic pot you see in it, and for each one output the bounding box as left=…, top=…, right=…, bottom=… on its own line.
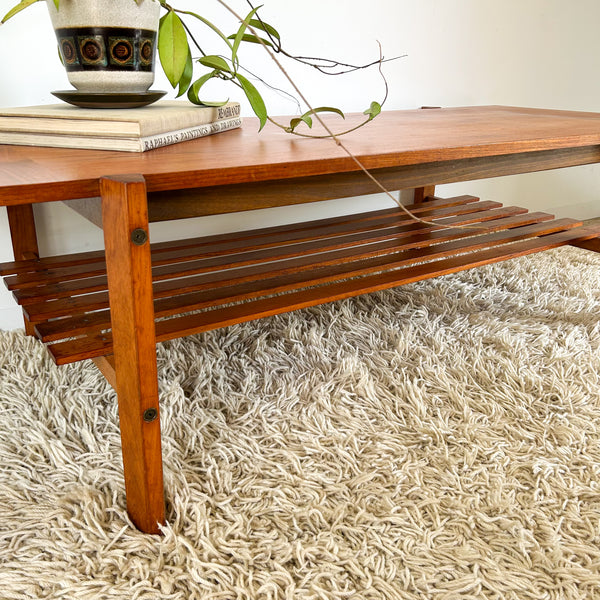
left=46, top=0, right=161, bottom=93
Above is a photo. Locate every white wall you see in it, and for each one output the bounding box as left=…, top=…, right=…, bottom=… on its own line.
left=1, top=0, right=599, bottom=329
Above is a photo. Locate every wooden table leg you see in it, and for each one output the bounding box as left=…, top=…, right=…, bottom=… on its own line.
left=7, top=204, right=39, bottom=335
left=100, top=174, right=165, bottom=534
left=414, top=185, right=436, bottom=204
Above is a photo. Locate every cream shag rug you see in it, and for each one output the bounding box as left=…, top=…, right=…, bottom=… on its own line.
left=1, top=246, right=600, bottom=600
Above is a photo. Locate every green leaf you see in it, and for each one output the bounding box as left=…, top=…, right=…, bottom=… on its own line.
left=198, top=55, right=232, bottom=73
left=53, top=0, right=59, bottom=8
left=248, top=19, right=281, bottom=42
left=187, top=72, right=228, bottom=106
left=226, top=33, right=273, bottom=48
left=187, top=72, right=215, bottom=105
left=194, top=99, right=230, bottom=107
left=289, top=114, right=313, bottom=132
left=287, top=107, right=344, bottom=132
left=158, top=11, right=189, bottom=88
left=175, top=50, right=193, bottom=98
left=289, top=118, right=302, bottom=131
left=363, top=101, right=382, bottom=121
left=303, top=106, right=345, bottom=119
left=1, top=0, right=41, bottom=23
left=231, top=6, right=261, bottom=67
left=235, top=73, right=267, bottom=131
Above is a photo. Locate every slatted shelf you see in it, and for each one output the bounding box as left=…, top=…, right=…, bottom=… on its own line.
left=20, top=207, right=540, bottom=321
left=2, top=195, right=598, bottom=366
left=0, top=195, right=478, bottom=277
left=3, top=196, right=497, bottom=289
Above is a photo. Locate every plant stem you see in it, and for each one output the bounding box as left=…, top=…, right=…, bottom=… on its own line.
left=214, top=0, right=483, bottom=231
left=244, top=0, right=404, bottom=75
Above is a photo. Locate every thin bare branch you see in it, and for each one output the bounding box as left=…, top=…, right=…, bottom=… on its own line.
left=180, top=20, right=206, bottom=56
left=244, top=0, right=404, bottom=75
left=219, top=0, right=485, bottom=232
left=234, top=63, right=302, bottom=112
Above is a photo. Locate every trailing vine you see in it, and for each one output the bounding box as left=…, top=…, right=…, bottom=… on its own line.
left=2, top=0, right=395, bottom=136
left=2, top=0, right=487, bottom=230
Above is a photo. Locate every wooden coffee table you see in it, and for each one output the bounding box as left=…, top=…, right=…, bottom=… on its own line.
left=1, top=105, right=600, bottom=533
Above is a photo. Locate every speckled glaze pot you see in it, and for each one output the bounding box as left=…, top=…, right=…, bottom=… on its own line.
left=46, top=0, right=161, bottom=93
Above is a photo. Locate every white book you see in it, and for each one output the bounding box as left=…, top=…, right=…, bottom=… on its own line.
left=0, top=101, right=241, bottom=138
left=0, top=117, right=243, bottom=152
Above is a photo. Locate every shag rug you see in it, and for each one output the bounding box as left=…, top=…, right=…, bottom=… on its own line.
left=1, top=246, right=600, bottom=600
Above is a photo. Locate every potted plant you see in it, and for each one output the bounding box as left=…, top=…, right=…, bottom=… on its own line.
left=1, top=0, right=388, bottom=134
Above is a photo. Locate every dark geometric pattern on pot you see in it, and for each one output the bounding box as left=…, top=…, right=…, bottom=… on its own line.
left=109, top=37, right=134, bottom=66
left=56, top=27, right=156, bottom=72
left=59, top=37, right=79, bottom=66
left=78, top=35, right=107, bottom=66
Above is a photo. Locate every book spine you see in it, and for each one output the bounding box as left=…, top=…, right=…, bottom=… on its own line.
left=0, top=101, right=242, bottom=138
left=139, top=103, right=242, bottom=136
left=140, top=117, right=242, bottom=151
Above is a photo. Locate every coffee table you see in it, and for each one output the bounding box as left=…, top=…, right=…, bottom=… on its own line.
left=1, top=105, right=600, bottom=533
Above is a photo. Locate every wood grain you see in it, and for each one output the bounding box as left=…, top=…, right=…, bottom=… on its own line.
left=414, top=187, right=436, bottom=204
left=33, top=217, right=579, bottom=343
left=6, top=204, right=39, bottom=335
left=0, top=195, right=478, bottom=276
left=5, top=200, right=505, bottom=290
left=13, top=201, right=522, bottom=322
left=15, top=194, right=595, bottom=364
left=44, top=225, right=600, bottom=365
left=24, top=205, right=541, bottom=325
left=19, top=209, right=545, bottom=319
left=101, top=174, right=165, bottom=535
left=2, top=107, right=600, bottom=205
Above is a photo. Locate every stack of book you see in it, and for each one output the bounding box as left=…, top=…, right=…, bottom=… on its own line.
left=0, top=101, right=242, bottom=152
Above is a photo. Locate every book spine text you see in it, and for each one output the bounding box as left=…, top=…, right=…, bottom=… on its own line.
left=142, top=117, right=242, bottom=151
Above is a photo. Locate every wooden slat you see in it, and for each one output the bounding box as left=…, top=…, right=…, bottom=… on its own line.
left=0, top=194, right=479, bottom=276
left=4, top=194, right=598, bottom=367
left=23, top=206, right=538, bottom=322
left=45, top=225, right=600, bottom=365
left=26, top=211, right=560, bottom=324
left=33, top=218, right=581, bottom=342
left=3, top=199, right=500, bottom=289
left=27, top=213, right=552, bottom=312
left=15, top=204, right=531, bottom=307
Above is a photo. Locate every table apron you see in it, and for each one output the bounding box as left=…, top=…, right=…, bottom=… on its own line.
left=1, top=145, right=600, bottom=210
left=143, top=146, right=600, bottom=220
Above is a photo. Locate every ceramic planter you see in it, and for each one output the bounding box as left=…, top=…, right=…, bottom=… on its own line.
left=46, top=0, right=161, bottom=93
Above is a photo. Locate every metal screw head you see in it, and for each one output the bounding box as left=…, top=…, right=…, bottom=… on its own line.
left=131, top=228, right=148, bottom=245
left=143, top=407, right=158, bottom=423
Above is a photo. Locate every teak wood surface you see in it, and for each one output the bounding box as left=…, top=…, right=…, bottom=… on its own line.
left=2, top=105, right=600, bottom=534
left=100, top=175, right=165, bottom=534
left=2, top=106, right=600, bottom=206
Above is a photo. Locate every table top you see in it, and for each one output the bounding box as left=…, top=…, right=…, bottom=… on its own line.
left=1, top=105, right=600, bottom=205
